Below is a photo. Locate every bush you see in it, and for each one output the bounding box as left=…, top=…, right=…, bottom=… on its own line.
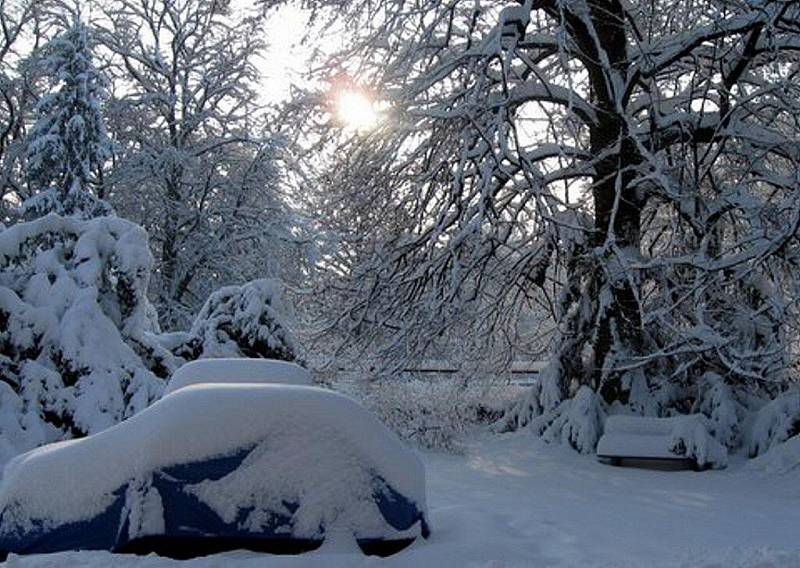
left=174, top=278, right=299, bottom=362
left=0, top=214, right=167, bottom=461
left=352, top=377, right=524, bottom=452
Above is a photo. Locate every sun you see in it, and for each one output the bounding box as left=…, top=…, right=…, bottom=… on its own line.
left=336, top=89, right=379, bottom=131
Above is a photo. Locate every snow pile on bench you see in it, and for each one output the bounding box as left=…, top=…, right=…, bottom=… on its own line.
left=0, top=385, right=428, bottom=553
left=163, top=359, right=312, bottom=396
left=597, top=415, right=728, bottom=469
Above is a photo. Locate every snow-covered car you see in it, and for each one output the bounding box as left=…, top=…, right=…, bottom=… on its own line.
left=163, top=358, right=313, bottom=396
left=0, top=384, right=430, bottom=560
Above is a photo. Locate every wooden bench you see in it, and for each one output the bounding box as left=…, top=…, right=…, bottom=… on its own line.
left=596, top=416, right=710, bottom=471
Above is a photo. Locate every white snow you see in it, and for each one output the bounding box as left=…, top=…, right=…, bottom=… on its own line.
left=3, top=432, right=799, bottom=567
left=0, top=385, right=425, bottom=539
left=163, top=359, right=312, bottom=396
left=749, top=388, right=800, bottom=458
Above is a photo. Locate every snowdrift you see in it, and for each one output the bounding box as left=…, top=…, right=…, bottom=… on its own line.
left=0, top=385, right=429, bottom=559
left=163, top=359, right=312, bottom=396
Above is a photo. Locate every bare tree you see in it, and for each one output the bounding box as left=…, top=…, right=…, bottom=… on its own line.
left=97, top=0, right=300, bottom=329
left=281, top=0, right=800, bottom=451
left=0, top=0, right=55, bottom=219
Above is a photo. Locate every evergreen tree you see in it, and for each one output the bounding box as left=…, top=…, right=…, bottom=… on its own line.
left=23, top=17, right=113, bottom=219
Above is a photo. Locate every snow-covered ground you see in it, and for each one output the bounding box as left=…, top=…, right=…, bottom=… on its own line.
left=4, top=431, right=798, bottom=568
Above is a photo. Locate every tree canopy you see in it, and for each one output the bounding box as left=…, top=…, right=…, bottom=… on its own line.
left=281, top=0, right=800, bottom=452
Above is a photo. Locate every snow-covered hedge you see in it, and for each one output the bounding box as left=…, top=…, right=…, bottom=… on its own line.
left=667, top=415, right=729, bottom=468
left=748, top=435, right=800, bottom=473
left=498, top=368, right=606, bottom=454
left=0, top=214, right=166, bottom=463
left=749, top=388, right=800, bottom=459
left=692, top=373, right=746, bottom=450
left=539, top=386, right=606, bottom=455
left=496, top=356, right=800, bottom=464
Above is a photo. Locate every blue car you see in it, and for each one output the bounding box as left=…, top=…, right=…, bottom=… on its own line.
left=0, top=383, right=429, bottom=559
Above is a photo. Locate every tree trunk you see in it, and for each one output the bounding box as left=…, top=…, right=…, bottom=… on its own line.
left=581, top=0, right=644, bottom=402
left=590, top=127, right=643, bottom=402
left=159, top=171, right=182, bottom=328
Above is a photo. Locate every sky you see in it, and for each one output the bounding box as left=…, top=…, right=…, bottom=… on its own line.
left=80, top=1, right=317, bottom=105
left=260, top=5, right=314, bottom=104
left=260, top=5, right=380, bottom=129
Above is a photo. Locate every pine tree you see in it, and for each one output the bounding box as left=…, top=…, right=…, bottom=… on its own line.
left=23, top=17, right=113, bottom=219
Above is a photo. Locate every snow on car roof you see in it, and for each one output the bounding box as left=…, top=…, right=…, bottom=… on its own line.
left=163, top=359, right=312, bottom=396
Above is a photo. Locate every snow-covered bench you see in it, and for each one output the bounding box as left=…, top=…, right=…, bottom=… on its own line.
left=163, top=358, right=312, bottom=396
left=596, top=415, right=728, bottom=470
left=0, top=385, right=429, bottom=559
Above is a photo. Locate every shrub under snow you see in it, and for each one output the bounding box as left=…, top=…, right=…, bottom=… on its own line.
left=175, top=279, right=298, bottom=362
left=0, top=214, right=167, bottom=463
left=355, top=377, right=521, bottom=452
left=0, top=215, right=303, bottom=467
left=748, top=434, right=800, bottom=473
left=666, top=415, right=729, bottom=469
left=539, top=386, right=605, bottom=454
left=498, top=370, right=605, bottom=454
left=692, top=373, right=746, bottom=450
left=748, top=388, right=800, bottom=459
